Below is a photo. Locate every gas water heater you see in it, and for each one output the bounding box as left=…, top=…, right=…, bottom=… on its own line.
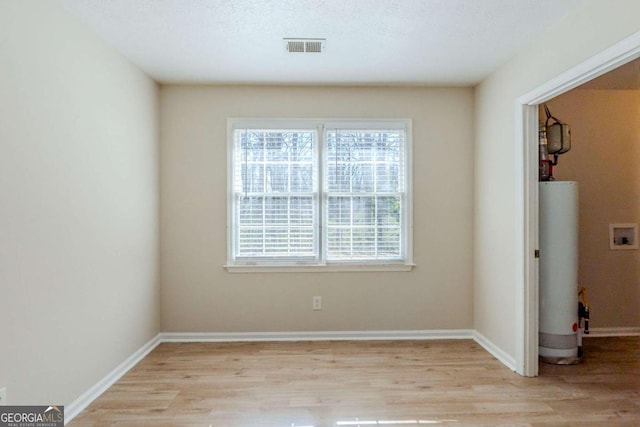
left=539, top=181, right=580, bottom=364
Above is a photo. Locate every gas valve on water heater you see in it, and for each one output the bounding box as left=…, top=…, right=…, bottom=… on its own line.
left=539, top=104, right=571, bottom=181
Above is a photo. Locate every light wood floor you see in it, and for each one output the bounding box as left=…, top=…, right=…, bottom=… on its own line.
left=70, top=337, right=640, bottom=426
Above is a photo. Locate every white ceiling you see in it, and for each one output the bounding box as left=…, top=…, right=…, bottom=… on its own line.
left=63, top=0, right=585, bottom=86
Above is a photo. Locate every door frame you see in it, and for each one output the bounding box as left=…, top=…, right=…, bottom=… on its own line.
left=514, top=31, right=640, bottom=377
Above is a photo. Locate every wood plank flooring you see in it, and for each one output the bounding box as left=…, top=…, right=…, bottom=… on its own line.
left=69, top=337, right=640, bottom=426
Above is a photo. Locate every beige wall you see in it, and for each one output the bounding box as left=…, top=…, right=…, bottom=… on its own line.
left=160, top=85, right=474, bottom=333
left=475, top=0, right=640, bottom=359
left=542, top=90, right=640, bottom=328
left=0, top=1, right=160, bottom=405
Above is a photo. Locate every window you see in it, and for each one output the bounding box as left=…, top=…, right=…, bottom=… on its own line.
left=227, top=119, right=412, bottom=272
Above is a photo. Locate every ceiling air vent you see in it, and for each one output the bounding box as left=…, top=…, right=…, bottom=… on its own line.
left=284, top=38, right=326, bottom=53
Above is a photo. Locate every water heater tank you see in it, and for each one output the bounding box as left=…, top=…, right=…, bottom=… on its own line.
left=539, top=181, right=580, bottom=364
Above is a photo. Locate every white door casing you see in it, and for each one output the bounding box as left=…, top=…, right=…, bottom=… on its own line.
left=514, top=31, right=640, bottom=377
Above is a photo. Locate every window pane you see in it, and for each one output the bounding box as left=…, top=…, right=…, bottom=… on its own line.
left=230, top=122, right=408, bottom=266
left=326, top=130, right=404, bottom=193
left=325, top=128, right=405, bottom=261
left=238, top=196, right=315, bottom=257
left=326, top=195, right=402, bottom=260
left=234, top=129, right=317, bottom=259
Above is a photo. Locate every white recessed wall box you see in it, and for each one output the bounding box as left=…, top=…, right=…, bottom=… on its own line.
left=609, top=223, right=638, bottom=250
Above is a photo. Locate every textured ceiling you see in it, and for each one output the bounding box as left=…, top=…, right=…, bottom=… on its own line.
left=63, top=0, right=585, bottom=85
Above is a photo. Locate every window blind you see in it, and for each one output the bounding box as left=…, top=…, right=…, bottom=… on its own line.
left=233, top=129, right=318, bottom=258
left=228, top=119, right=411, bottom=268
left=325, top=129, right=405, bottom=260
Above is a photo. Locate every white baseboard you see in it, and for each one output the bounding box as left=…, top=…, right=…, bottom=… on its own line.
left=472, top=331, right=517, bottom=372
left=160, top=329, right=474, bottom=343
left=585, top=327, right=640, bottom=337
left=65, top=333, right=162, bottom=424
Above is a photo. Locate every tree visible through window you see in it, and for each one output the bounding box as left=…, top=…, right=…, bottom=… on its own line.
left=325, top=129, right=404, bottom=260
left=228, top=119, right=411, bottom=268
left=234, top=130, right=317, bottom=258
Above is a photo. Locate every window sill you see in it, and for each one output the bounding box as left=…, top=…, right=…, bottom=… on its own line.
left=224, top=263, right=415, bottom=273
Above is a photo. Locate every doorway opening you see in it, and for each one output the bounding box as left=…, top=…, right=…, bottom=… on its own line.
left=515, top=31, right=640, bottom=377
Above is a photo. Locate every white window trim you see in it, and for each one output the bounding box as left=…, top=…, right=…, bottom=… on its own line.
left=226, top=118, right=414, bottom=273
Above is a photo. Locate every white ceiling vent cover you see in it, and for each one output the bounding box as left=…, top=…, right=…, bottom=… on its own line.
left=284, top=38, right=326, bottom=53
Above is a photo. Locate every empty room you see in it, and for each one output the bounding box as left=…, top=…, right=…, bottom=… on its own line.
left=1, top=1, right=639, bottom=425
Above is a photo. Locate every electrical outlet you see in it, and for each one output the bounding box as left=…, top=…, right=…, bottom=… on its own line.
left=0, top=387, right=7, bottom=406
left=312, top=296, right=322, bottom=311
